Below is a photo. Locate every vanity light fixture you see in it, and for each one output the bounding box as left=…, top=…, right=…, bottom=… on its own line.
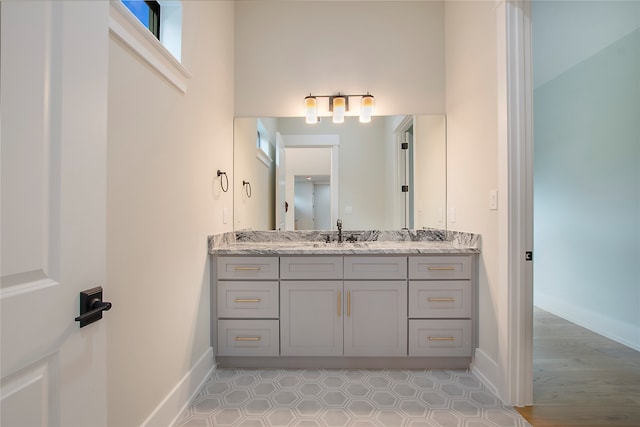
left=360, top=93, right=375, bottom=123
left=304, top=95, right=318, bottom=124
left=331, top=95, right=346, bottom=123
left=303, top=92, right=375, bottom=124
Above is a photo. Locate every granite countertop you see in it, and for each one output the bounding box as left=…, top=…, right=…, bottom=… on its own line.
left=208, top=230, right=480, bottom=255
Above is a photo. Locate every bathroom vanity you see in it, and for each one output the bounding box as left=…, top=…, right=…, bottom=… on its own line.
left=209, top=230, right=479, bottom=369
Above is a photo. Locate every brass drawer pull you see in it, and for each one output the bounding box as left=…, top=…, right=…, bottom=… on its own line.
left=234, top=266, right=261, bottom=271
left=234, top=298, right=261, bottom=303
left=428, top=336, right=455, bottom=341
left=427, top=266, right=456, bottom=271
left=234, top=336, right=261, bottom=342
left=427, top=297, right=455, bottom=302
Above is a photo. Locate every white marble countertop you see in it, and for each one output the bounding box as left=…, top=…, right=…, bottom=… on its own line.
left=210, top=240, right=479, bottom=255
left=208, top=229, right=481, bottom=255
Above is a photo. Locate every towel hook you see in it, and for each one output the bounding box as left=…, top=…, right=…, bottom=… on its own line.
left=242, top=180, right=252, bottom=198
left=217, top=170, right=229, bottom=192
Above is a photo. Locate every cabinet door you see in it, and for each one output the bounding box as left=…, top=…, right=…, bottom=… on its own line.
left=344, top=281, right=408, bottom=357
left=280, top=281, right=343, bottom=356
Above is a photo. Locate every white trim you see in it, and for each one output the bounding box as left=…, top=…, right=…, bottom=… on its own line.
left=256, top=147, right=272, bottom=167
left=470, top=348, right=500, bottom=398
left=393, top=115, right=415, bottom=230
left=280, top=134, right=340, bottom=147
left=497, top=0, right=534, bottom=407
left=0, top=278, right=59, bottom=300
left=140, top=347, right=215, bottom=427
left=109, top=0, right=191, bottom=93
left=535, top=295, right=640, bottom=352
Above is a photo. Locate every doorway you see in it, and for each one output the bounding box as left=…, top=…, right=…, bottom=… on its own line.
left=294, top=175, right=331, bottom=230
left=394, top=116, right=415, bottom=230
left=278, top=136, right=339, bottom=231
left=525, top=0, right=640, bottom=419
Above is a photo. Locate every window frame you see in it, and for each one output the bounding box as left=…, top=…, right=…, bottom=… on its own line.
left=110, top=0, right=190, bottom=92
left=146, top=1, right=161, bottom=39
left=256, top=126, right=272, bottom=167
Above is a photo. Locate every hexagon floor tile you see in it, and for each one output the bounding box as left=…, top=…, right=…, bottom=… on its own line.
left=175, top=369, right=531, bottom=427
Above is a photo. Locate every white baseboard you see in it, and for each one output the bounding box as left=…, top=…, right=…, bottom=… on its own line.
left=140, top=347, right=216, bottom=427
left=470, top=348, right=500, bottom=398
left=535, top=293, right=640, bottom=352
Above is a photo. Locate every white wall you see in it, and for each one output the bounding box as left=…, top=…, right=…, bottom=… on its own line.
left=106, top=1, right=235, bottom=426
left=444, top=0, right=501, bottom=391
left=533, top=1, right=640, bottom=350
left=532, top=0, right=640, bottom=88
left=234, top=0, right=445, bottom=117
left=234, top=118, right=276, bottom=230
left=414, top=115, right=447, bottom=229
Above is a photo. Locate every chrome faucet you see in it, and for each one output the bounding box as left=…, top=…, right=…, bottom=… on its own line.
left=337, top=219, right=343, bottom=243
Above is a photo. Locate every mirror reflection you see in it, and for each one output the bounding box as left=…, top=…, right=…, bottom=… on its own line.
left=233, top=115, right=446, bottom=231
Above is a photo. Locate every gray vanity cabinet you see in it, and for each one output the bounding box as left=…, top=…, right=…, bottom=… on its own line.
left=408, top=255, right=474, bottom=357
left=280, top=256, right=407, bottom=357
left=214, top=252, right=476, bottom=367
left=343, top=256, right=407, bottom=357
left=279, top=256, right=343, bottom=356
left=280, top=280, right=343, bottom=356
left=343, top=280, right=407, bottom=357
left=216, top=257, right=280, bottom=357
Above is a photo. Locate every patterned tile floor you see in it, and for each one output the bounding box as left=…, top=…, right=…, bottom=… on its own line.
left=175, top=369, right=531, bottom=427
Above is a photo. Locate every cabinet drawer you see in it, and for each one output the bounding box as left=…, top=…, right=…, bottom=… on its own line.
left=217, top=281, right=279, bottom=318
left=409, top=281, right=471, bottom=318
left=217, top=319, right=279, bottom=356
left=409, top=319, right=471, bottom=357
left=280, top=256, right=343, bottom=280
left=217, top=256, right=278, bottom=280
left=344, top=256, right=407, bottom=280
left=409, top=256, right=472, bottom=280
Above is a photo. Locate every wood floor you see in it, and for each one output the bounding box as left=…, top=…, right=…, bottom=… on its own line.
left=516, top=307, right=640, bottom=426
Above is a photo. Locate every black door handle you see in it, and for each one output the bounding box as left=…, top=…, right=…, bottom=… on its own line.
left=75, top=287, right=112, bottom=328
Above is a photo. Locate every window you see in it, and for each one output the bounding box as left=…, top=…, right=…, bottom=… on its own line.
left=257, top=131, right=270, bottom=155
left=111, top=0, right=187, bottom=91
left=256, top=121, right=272, bottom=167
left=122, top=1, right=161, bottom=40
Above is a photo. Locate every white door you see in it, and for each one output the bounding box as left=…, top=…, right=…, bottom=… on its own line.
left=1, top=2, right=109, bottom=426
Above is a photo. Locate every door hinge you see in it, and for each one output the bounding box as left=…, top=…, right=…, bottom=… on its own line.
left=525, top=251, right=533, bottom=261
left=401, top=185, right=409, bottom=193
left=401, top=142, right=409, bottom=150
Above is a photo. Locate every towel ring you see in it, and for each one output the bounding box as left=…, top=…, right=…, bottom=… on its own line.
left=242, top=180, right=252, bottom=198
left=217, top=170, right=229, bottom=192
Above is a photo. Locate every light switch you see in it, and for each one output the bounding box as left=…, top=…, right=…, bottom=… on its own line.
left=489, top=189, right=498, bottom=210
